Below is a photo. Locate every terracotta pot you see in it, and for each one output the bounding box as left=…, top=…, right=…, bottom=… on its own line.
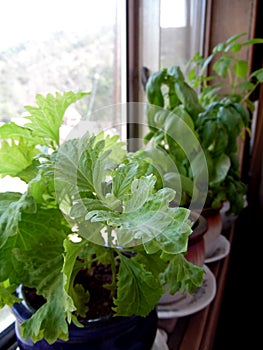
left=201, top=207, right=223, bottom=258
left=185, top=212, right=208, bottom=267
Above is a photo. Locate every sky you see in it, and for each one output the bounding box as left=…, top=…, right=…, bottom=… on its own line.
left=0, top=0, right=117, bottom=51
left=160, top=0, right=186, bottom=28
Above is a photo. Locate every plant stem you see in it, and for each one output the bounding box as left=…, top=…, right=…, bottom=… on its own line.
left=110, top=250, right=117, bottom=298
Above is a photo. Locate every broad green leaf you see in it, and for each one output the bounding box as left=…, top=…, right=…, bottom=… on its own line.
left=152, top=109, right=170, bottom=129
left=163, top=172, right=193, bottom=197
left=0, top=122, right=32, bottom=141
left=225, top=32, right=246, bottom=45
left=99, top=133, right=126, bottom=164
left=211, top=125, right=228, bottom=157
left=24, top=91, right=90, bottom=146
left=89, top=146, right=112, bottom=200
left=233, top=60, right=249, bottom=79
left=0, top=192, right=22, bottom=214
left=21, top=275, right=76, bottom=344
left=161, top=254, right=205, bottom=294
left=4, top=208, right=68, bottom=285
left=55, top=132, right=125, bottom=213
left=133, top=251, right=167, bottom=278
left=212, top=42, right=225, bottom=53
left=63, top=238, right=89, bottom=317
left=199, top=54, right=214, bottom=76
left=174, top=79, right=204, bottom=120
left=0, top=139, right=39, bottom=177
left=17, top=159, right=41, bottom=184
left=218, top=105, right=243, bottom=133
left=0, top=280, right=20, bottom=307
left=250, top=67, right=263, bottom=82
left=0, top=236, right=25, bottom=283
left=225, top=177, right=246, bottom=215
left=112, top=162, right=139, bottom=200
left=232, top=103, right=250, bottom=126
left=70, top=198, right=110, bottom=219
left=0, top=192, right=36, bottom=248
left=153, top=216, right=191, bottom=255
left=226, top=42, right=241, bottom=53
left=210, top=154, right=231, bottom=186
left=77, top=219, right=106, bottom=246
left=146, top=70, right=166, bottom=107
left=201, top=120, right=217, bottom=148
left=29, top=173, right=54, bottom=205
left=164, top=113, right=201, bottom=157
left=212, top=56, right=232, bottom=78
left=9, top=209, right=74, bottom=343
left=87, top=187, right=178, bottom=247
left=63, top=238, right=84, bottom=291
left=169, top=106, right=195, bottom=131
left=113, top=254, right=163, bottom=316
left=243, top=38, right=263, bottom=45
left=54, top=137, right=94, bottom=206
left=123, top=176, right=156, bottom=213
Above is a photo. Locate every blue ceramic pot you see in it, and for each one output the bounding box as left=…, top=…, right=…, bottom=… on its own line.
left=12, top=299, right=158, bottom=350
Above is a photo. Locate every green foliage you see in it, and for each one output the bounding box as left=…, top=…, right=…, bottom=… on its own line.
left=0, top=91, right=204, bottom=344
left=144, top=33, right=263, bottom=215
left=186, top=32, right=263, bottom=108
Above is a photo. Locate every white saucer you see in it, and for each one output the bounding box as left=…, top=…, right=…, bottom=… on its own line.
left=204, top=235, right=230, bottom=263
left=151, top=329, right=169, bottom=350
left=157, top=265, right=216, bottom=319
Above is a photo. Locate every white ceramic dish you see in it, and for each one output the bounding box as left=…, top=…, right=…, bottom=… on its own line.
left=157, top=265, right=216, bottom=319
left=151, top=329, right=169, bottom=350
left=204, top=235, right=230, bottom=263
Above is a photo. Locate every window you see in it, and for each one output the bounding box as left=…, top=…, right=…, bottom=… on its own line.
left=127, top=0, right=207, bottom=148
left=0, top=0, right=206, bottom=341
left=0, top=0, right=126, bottom=137
left=160, top=0, right=206, bottom=68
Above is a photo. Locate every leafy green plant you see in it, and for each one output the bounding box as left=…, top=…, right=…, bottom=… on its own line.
left=186, top=32, right=263, bottom=108
left=144, top=33, right=263, bottom=215
left=0, top=91, right=204, bottom=344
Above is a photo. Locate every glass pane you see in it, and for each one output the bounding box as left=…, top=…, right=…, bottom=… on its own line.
left=160, top=0, right=206, bottom=68
left=0, top=0, right=125, bottom=137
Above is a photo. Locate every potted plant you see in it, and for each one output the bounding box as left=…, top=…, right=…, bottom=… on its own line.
left=0, top=91, right=205, bottom=349
left=143, top=32, right=263, bottom=256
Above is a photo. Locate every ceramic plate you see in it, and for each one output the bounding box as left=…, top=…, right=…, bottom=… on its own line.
left=151, top=329, right=169, bottom=350
left=204, top=235, right=230, bottom=263
left=157, top=265, right=216, bottom=319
